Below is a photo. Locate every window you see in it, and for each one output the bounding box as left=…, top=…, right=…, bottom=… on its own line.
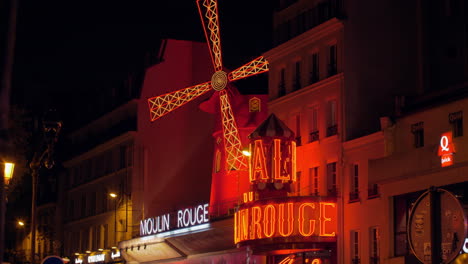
left=411, top=122, right=424, bottom=148
left=89, top=192, right=96, bottom=216
left=103, top=224, right=109, bottom=248
left=328, top=44, right=337, bottom=76
left=296, top=171, right=302, bottom=195
left=294, top=61, right=301, bottom=90
left=351, top=230, right=360, bottom=264
left=449, top=111, right=463, bottom=137
left=309, top=106, right=319, bottom=142
left=350, top=164, right=359, bottom=202
left=327, top=162, right=337, bottom=195
left=292, top=114, right=302, bottom=146
left=310, top=53, right=319, bottom=84
left=327, top=100, right=338, bottom=136
left=309, top=167, right=319, bottom=195
left=119, top=146, right=127, bottom=170
left=278, top=68, right=286, bottom=96
left=370, top=226, right=380, bottom=264
left=81, top=195, right=86, bottom=218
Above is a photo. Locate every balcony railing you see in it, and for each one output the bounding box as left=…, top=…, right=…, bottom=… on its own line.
left=352, top=257, right=361, bottom=264
left=293, top=79, right=301, bottom=91
left=328, top=187, right=338, bottom=196
left=309, top=130, right=319, bottom=142
left=370, top=256, right=380, bottom=264
left=278, top=83, right=286, bottom=97
left=368, top=184, right=380, bottom=199
left=349, top=191, right=360, bottom=203
left=327, top=124, right=338, bottom=137
left=309, top=71, right=319, bottom=84
left=328, top=63, right=337, bottom=76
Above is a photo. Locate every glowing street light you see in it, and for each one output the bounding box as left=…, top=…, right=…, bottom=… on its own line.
left=109, top=192, right=118, bottom=198
left=4, top=162, right=14, bottom=185
left=17, top=220, right=24, bottom=227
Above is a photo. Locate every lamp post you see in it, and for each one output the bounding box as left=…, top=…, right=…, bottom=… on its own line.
left=29, top=113, right=61, bottom=264
left=0, top=161, right=15, bottom=264
left=108, top=192, right=118, bottom=246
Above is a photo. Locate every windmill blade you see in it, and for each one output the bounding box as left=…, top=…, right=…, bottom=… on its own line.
left=197, top=0, right=223, bottom=71
left=148, top=82, right=212, bottom=121
left=219, top=90, right=247, bottom=170
left=228, top=56, right=269, bottom=82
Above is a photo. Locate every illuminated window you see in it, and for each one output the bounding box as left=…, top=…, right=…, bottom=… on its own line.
left=309, top=167, right=319, bottom=195
left=293, top=61, right=302, bottom=90
left=349, top=164, right=359, bottom=202
left=249, top=97, right=261, bottom=112
left=327, top=100, right=337, bottom=137
left=370, top=226, right=380, bottom=264
left=309, top=106, right=319, bottom=142
left=449, top=111, right=463, bottom=137
left=328, top=44, right=337, bottom=76
left=327, top=162, right=337, bottom=196
left=310, top=53, right=319, bottom=84
left=351, top=230, right=360, bottom=264
left=278, top=68, right=286, bottom=97
left=411, top=122, right=424, bottom=148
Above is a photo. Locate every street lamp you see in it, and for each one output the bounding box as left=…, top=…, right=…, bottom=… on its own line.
left=109, top=192, right=118, bottom=245
left=29, top=111, right=62, bottom=264
left=0, top=161, right=15, bottom=264
left=17, top=220, right=24, bottom=227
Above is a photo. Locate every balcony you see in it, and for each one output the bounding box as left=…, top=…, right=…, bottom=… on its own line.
left=370, top=256, right=380, bottom=264
left=309, top=130, right=319, bottom=142
left=368, top=184, right=380, bottom=199
left=328, top=187, right=338, bottom=197
left=349, top=191, right=360, bottom=203
left=278, top=83, right=286, bottom=97
left=293, top=79, right=301, bottom=91
left=327, top=63, right=337, bottom=77
left=309, top=71, right=319, bottom=84
left=352, top=258, right=361, bottom=264
left=327, top=124, right=338, bottom=137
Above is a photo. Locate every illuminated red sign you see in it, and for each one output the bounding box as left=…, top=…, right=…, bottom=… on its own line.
left=249, top=139, right=296, bottom=183
left=438, top=132, right=456, bottom=167
left=234, top=200, right=337, bottom=244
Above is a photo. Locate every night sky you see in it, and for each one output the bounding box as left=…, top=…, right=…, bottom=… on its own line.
left=10, top=0, right=274, bottom=129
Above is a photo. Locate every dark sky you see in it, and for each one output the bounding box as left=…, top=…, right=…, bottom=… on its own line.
left=10, top=0, right=274, bottom=129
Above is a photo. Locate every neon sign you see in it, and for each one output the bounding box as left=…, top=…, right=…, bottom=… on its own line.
left=234, top=200, right=337, bottom=244
left=140, top=203, right=209, bottom=236
left=88, top=254, right=105, bottom=263
left=249, top=139, right=296, bottom=183
left=75, top=259, right=83, bottom=264
left=438, top=132, right=456, bottom=167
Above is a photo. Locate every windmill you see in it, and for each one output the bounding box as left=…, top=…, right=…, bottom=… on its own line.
left=147, top=0, right=269, bottom=171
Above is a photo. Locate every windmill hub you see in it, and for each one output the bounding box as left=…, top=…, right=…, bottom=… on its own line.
left=211, top=70, right=228, bottom=91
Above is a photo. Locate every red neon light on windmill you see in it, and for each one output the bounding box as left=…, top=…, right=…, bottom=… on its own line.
left=147, top=0, right=269, bottom=171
